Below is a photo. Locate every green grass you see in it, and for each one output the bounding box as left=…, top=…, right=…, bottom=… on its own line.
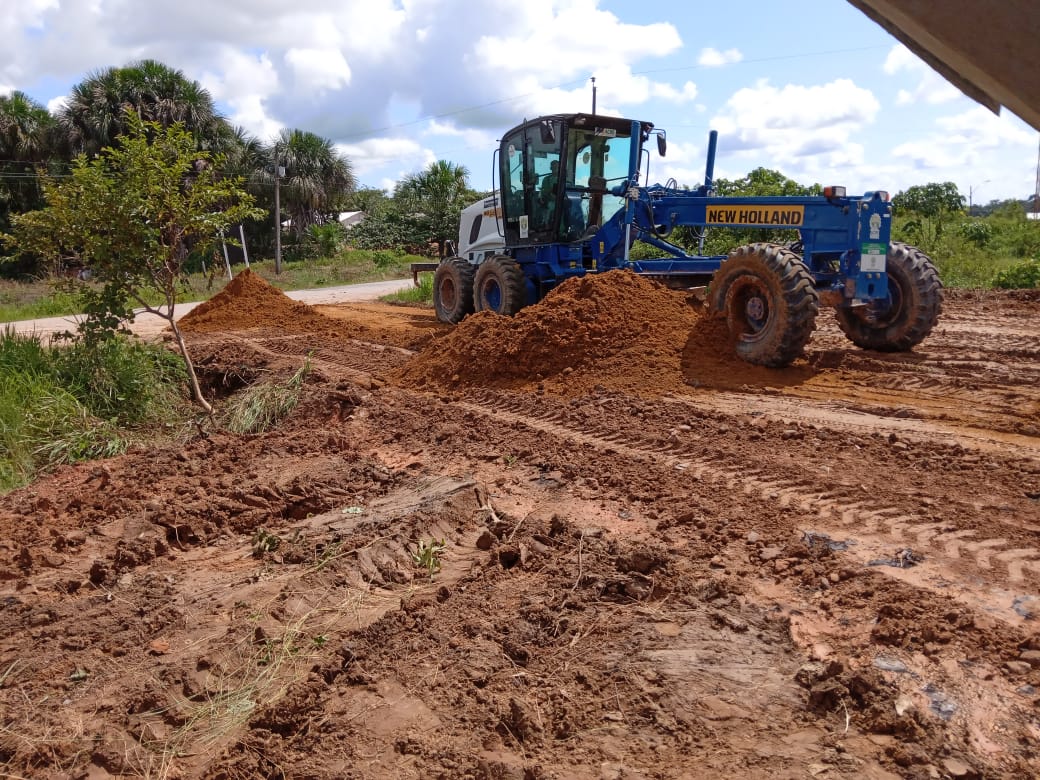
left=380, top=273, right=434, bottom=306
left=931, top=250, right=1020, bottom=289
left=0, top=280, right=81, bottom=322
left=0, top=249, right=428, bottom=323
left=0, top=327, right=188, bottom=493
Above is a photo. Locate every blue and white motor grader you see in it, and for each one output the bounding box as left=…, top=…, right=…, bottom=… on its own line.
left=432, top=112, right=942, bottom=368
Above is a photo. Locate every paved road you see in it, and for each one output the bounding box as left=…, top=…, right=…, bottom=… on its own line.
left=4, top=277, right=415, bottom=341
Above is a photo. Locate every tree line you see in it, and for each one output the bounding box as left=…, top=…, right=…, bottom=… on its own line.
left=2, top=58, right=1036, bottom=290
left=0, top=59, right=483, bottom=278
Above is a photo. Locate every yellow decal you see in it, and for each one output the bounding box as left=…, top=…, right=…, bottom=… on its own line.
left=705, top=205, right=804, bottom=226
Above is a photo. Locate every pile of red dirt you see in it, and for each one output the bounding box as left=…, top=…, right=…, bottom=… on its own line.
left=179, top=270, right=353, bottom=336
left=395, top=270, right=803, bottom=396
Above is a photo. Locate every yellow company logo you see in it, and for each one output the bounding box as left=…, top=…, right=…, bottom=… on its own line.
left=706, top=206, right=804, bottom=226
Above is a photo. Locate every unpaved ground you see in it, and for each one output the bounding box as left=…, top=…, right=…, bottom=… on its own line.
left=1, top=271, right=1038, bottom=779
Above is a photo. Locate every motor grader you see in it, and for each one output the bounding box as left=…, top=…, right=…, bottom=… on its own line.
left=431, top=113, right=942, bottom=367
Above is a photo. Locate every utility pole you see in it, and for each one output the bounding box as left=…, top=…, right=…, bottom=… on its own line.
left=969, top=180, right=990, bottom=215
left=1034, top=134, right=1040, bottom=218
left=274, top=164, right=285, bottom=274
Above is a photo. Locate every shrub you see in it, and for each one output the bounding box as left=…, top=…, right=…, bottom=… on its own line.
left=993, top=258, right=1040, bottom=289
left=0, top=329, right=187, bottom=492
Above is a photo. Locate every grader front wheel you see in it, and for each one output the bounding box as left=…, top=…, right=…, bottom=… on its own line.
left=710, top=243, right=819, bottom=368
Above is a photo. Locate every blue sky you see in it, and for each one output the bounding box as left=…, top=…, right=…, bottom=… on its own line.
left=2, top=0, right=1037, bottom=205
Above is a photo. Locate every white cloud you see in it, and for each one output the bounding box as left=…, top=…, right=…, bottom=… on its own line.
left=883, top=44, right=960, bottom=106
left=705, top=78, right=880, bottom=186
left=424, top=119, right=497, bottom=153
left=284, top=47, right=352, bottom=93
left=698, top=47, right=742, bottom=67
left=3, top=1, right=1030, bottom=199
left=336, top=136, right=433, bottom=180
left=934, top=105, right=1036, bottom=149
left=650, top=80, right=698, bottom=103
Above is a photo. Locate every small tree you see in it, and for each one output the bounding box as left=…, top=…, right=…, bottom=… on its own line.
left=891, top=182, right=964, bottom=247
left=5, top=113, right=264, bottom=414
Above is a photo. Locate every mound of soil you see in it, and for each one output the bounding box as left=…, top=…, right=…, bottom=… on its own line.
left=179, top=269, right=353, bottom=336
left=395, top=269, right=810, bottom=396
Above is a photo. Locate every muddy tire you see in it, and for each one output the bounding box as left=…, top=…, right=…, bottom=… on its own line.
left=710, top=243, right=819, bottom=368
left=834, top=242, right=943, bottom=352
left=433, top=257, right=476, bottom=324
left=473, top=255, right=527, bottom=316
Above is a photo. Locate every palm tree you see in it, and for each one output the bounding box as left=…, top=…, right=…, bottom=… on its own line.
left=58, top=60, right=226, bottom=156
left=266, top=129, right=356, bottom=239
left=0, top=91, right=57, bottom=233
left=394, top=160, right=474, bottom=257
left=0, top=91, right=54, bottom=161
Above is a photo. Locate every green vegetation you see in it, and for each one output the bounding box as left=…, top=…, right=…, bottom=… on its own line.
left=412, top=538, right=447, bottom=580
left=891, top=197, right=1040, bottom=289
left=993, top=258, right=1040, bottom=290
left=5, top=114, right=265, bottom=413
left=0, top=250, right=428, bottom=323
left=381, top=273, right=434, bottom=306
left=0, top=328, right=186, bottom=492
left=224, top=360, right=311, bottom=435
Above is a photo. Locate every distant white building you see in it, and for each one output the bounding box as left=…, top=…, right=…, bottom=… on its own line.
left=338, top=211, right=365, bottom=229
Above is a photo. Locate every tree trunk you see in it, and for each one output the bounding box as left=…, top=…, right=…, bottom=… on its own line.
left=166, top=316, right=213, bottom=415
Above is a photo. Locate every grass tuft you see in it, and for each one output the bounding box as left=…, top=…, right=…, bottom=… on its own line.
left=381, top=273, right=433, bottom=306
left=223, top=360, right=311, bottom=434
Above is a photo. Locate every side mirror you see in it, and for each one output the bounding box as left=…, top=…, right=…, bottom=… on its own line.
left=540, top=121, right=556, bottom=145
left=657, top=132, right=667, bottom=157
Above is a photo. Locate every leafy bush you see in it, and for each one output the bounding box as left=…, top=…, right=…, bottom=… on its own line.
left=305, top=222, right=346, bottom=257
left=372, top=249, right=404, bottom=268
left=993, top=258, right=1040, bottom=289
left=959, top=220, right=993, bottom=248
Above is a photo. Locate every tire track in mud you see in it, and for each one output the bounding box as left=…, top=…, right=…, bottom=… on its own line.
left=459, top=390, right=1040, bottom=623
left=675, top=389, right=1040, bottom=461
left=218, top=333, right=413, bottom=384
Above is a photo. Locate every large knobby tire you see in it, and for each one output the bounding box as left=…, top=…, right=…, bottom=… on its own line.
left=709, top=243, right=820, bottom=368
left=834, top=242, right=943, bottom=352
left=433, top=257, right=476, bottom=324
left=473, top=255, right=527, bottom=316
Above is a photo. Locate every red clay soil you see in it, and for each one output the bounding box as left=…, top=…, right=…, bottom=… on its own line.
left=395, top=270, right=804, bottom=396
left=179, top=269, right=359, bottom=338
left=1, top=271, right=1039, bottom=779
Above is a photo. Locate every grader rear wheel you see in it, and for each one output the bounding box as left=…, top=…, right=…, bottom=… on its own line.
left=834, top=242, right=943, bottom=352
left=433, top=257, right=476, bottom=324
left=709, top=243, right=819, bottom=368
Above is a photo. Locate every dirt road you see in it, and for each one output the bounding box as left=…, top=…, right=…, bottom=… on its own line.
left=0, top=272, right=1038, bottom=779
